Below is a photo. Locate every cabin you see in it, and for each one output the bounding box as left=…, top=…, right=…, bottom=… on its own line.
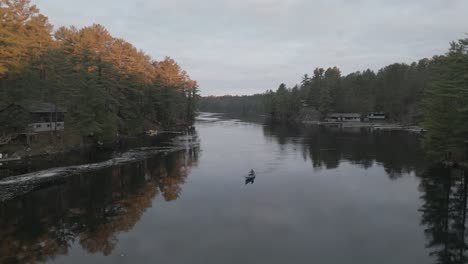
left=300, top=100, right=309, bottom=107
left=326, top=113, right=361, bottom=122
left=0, top=102, right=66, bottom=133
left=367, top=112, right=386, bottom=121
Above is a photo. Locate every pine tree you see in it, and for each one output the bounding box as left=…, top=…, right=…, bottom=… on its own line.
left=0, top=0, right=52, bottom=77
left=320, top=67, right=340, bottom=115
left=423, top=39, right=468, bottom=160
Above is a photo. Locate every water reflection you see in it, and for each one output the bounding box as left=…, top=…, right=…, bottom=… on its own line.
left=263, top=122, right=427, bottom=178
left=1, top=116, right=460, bottom=263
left=0, top=146, right=199, bottom=263
left=419, top=165, right=468, bottom=264
left=262, top=121, right=468, bottom=264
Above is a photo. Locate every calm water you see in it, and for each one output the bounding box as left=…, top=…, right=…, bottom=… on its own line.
left=1, top=113, right=467, bottom=264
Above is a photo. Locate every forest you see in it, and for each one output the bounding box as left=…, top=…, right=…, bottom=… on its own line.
left=200, top=38, right=468, bottom=160
left=200, top=62, right=431, bottom=123
left=0, top=0, right=198, bottom=145
left=199, top=94, right=265, bottom=115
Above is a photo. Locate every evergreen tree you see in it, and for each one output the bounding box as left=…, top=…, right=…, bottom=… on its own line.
left=423, top=39, right=468, bottom=159
left=0, top=0, right=199, bottom=146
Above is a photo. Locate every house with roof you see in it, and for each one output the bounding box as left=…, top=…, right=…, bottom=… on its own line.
left=0, top=101, right=66, bottom=133
left=326, top=113, right=361, bottom=122
left=367, top=112, right=386, bottom=121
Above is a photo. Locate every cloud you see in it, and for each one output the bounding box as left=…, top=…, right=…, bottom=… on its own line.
left=34, top=0, right=468, bottom=95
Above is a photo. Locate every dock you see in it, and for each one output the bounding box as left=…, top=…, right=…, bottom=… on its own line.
left=0, top=157, right=21, bottom=163
left=302, top=121, right=426, bottom=134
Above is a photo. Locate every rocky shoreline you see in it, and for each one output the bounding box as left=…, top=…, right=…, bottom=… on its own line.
left=0, top=134, right=199, bottom=202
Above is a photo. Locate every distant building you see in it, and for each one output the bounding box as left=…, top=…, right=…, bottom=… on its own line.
left=326, top=113, right=361, bottom=122
left=0, top=102, right=66, bottom=133
left=367, top=112, right=386, bottom=121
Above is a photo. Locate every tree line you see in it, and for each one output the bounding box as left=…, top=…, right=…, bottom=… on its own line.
left=423, top=39, right=468, bottom=160
left=198, top=94, right=265, bottom=115
left=0, top=0, right=199, bottom=144
left=201, top=61, right=429, bottom=123
left=200, top=37, right=468, bottom=161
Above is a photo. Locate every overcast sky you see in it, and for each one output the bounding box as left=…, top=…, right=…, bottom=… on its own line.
left=34, top=0, right=468, bottom=96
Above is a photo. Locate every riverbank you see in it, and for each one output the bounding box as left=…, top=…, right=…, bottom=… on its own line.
left=0, top=133, right=199, bottom=201
left=301, top=120, right=427, bottom=134
left=0, top=126, right=192, bottom=165
left=0, top=132, right=84, bottom=161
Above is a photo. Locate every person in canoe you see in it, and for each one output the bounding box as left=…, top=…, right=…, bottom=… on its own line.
left=245, top=169, right=256, bottom=185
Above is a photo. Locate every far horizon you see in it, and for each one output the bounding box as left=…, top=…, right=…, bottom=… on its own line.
left=34, top=0, right=468, bottom=96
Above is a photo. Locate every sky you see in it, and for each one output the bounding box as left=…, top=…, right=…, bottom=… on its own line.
left=34, top=0, right=468, bottom=96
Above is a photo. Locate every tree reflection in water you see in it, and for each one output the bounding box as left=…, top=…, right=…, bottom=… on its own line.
left=262, top=121, right=468, bottom=263
left=419, top=165, right=468, bottom=264
left=0, top=145, right=199, bottom=263
left=263, top=122, right=427, bottom=178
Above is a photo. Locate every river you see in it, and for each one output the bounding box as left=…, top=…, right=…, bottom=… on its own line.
left=1, top=113, right=466, bottom=264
